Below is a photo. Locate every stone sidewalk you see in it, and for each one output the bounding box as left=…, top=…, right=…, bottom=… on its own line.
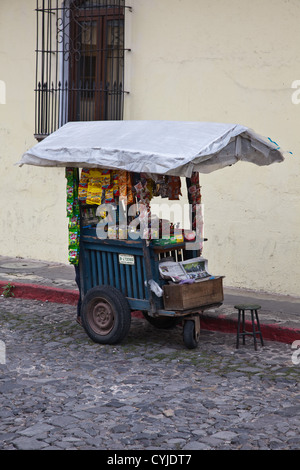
left=0, top=255, right=299, bottom=344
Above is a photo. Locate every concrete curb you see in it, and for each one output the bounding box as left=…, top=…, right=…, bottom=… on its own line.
left=1, top=280, right=299, bottom=344
left=0, top=281, right=79, bottom=306
left=199, top=313, right=300, bottom=345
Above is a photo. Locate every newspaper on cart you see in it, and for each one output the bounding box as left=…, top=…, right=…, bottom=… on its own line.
left=159, top=257, right=211, bottom=283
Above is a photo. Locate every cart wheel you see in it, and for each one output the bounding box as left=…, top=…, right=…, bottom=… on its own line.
left=183, top=320, right=200, bottom=349
left=81, top=285, right=131, bottom=344
left=142, top=312, right=178, bottom=329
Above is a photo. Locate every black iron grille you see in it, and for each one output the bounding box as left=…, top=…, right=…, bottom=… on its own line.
left=35, top=0, right=129, bottom=140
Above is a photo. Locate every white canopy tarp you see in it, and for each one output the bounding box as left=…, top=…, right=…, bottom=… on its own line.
left=19, top=120, right=284, bottom=177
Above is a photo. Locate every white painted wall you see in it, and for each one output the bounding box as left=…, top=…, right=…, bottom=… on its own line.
left=0, top=0, right=69, bottom=263
left=124, top=0, right=300, bottom=296
left=0, top=0, right=299, bottom=296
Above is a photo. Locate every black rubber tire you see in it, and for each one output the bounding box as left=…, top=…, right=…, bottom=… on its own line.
left=183, top=320, right=199, bottom=349
left=142, top=312, right=178, bottom=329
left=81, top=285, right=131, bottom=344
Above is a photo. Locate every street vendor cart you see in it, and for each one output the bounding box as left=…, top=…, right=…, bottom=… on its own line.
left=20, top=120, right=284, bottom=348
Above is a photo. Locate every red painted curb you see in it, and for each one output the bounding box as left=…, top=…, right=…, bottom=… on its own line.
left=0, top=280, right=79, bottom=305
left=1, top=280, right=299, bottom=344
left=200, top=313, right=300, bottom=345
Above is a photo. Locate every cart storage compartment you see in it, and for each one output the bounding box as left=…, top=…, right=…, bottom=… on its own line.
left=163, top=277, right=224, bottom=310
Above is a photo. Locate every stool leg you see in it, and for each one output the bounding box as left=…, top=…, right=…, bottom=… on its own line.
left=251, top=310, right=258, bottom=351
left=236, top=309, right=241, bottom=348
left=255, top=310, right=264, bottom=346
left=242, top=310, right=246, bottom=345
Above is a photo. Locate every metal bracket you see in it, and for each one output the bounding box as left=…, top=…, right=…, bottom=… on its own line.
left=184, top=314, right=201, bottom=341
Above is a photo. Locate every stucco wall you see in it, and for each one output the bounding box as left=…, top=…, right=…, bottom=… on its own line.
left=0, top=0, right=299, bottom=296
left=124, top=0, right=300, bottom=296
left=0, top=0, right=69, bottom=263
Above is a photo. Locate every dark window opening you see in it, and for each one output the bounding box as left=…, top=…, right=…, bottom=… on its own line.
left=35, top=0, right=128, bottom=140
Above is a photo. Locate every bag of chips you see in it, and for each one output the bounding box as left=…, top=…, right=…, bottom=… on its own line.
left=86, top=175, right=103, bottom=205
left=78, top=169, right=90, bottom=201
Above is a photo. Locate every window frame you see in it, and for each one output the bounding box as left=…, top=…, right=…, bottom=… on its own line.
left=34, top=0, right=127, bottom=141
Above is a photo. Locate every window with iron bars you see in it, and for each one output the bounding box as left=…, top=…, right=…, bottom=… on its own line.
left=35, top=0, right=129, bottom=140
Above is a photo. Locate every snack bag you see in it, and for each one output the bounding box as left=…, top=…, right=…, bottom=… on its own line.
left=168, top=176, right=181, bottom=200
left=68, top=248, right=79, bottom=264
left=105, top=185, right=115, bottom=203
left=86, top=175, right=103, bottom=205
left=78, top=182, right=88, bottom=200
left=101, top=169, right=111, bottom=188
left=68, top=228, right=79, bottom=247
left=119, top=170, right=128, bottom=199
left=112, top=172, right=119, bottom=197
left=66, top=201, right=73, bottom=217
left=68, top=215, right=79, bottom=229
left=156, top=175, right=168, bottom=198
left=78, top=168, right=90, bottom=201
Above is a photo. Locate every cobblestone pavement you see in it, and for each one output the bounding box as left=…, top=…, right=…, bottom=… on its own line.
left=0, top=297, right=299, bottom=451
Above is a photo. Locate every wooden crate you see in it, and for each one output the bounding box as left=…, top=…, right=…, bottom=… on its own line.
left=163, top=276, right=224, bottom=311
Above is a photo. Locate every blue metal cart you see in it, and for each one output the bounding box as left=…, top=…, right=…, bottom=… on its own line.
left=79, top=220, right=223, bottom=349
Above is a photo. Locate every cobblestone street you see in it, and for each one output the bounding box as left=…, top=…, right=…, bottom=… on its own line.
left=0, top=297, right=299, bottom=451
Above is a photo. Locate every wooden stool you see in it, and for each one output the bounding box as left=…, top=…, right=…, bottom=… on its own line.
left=235, top=304, right=264, bottom=350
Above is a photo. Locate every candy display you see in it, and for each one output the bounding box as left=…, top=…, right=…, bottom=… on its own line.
left=65, top=167, right=80, bottom=265
left=78, top=169, right=184, bottom=209
left=79, top=168, right=131, bottom=206
left=86, top=169, right=104, bottom=205
left=67, top=168, right=201, bottom=254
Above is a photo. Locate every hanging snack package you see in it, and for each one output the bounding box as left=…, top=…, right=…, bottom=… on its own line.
left=188, top=173, right=201, bottom=205
left=86, top=169, right=103, bottom=205
left=68, top=248, right=79, bottom=264
left=168, top=176, right=182, bottom=200
left=66, top=168, right=75, bottom=215
left=68, top=215, right=79, bottom=229
left=101, top=169, right=111, bottom=188
left=112, top=172, right=119, bottom=197
left=86, top=187, right=102, bottom=205
left=119, top=170, right=128, bottom=199
left=156, top=175, right=168, bottom=198
left=66, top=201, right=74, bottom=217
left=65, top=167, right=79, bottom=214
left=105, top=185, right=115, bottom=203
left=78, top=168, right=90, bottom=201
left=187, top=172, right=201, bottom=231
left=65, top=167, right=75, bottom=184
left=134, top=178, right=151, bottom=213
left=78, top=182, right=88, bottom=201
left=127, top=172, right=134, bottom=204
left=146, top=178, right=154, bottom=201
left=68, top=227, right=79, bottom=247
left=80, top=168, right=90, bottom=181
